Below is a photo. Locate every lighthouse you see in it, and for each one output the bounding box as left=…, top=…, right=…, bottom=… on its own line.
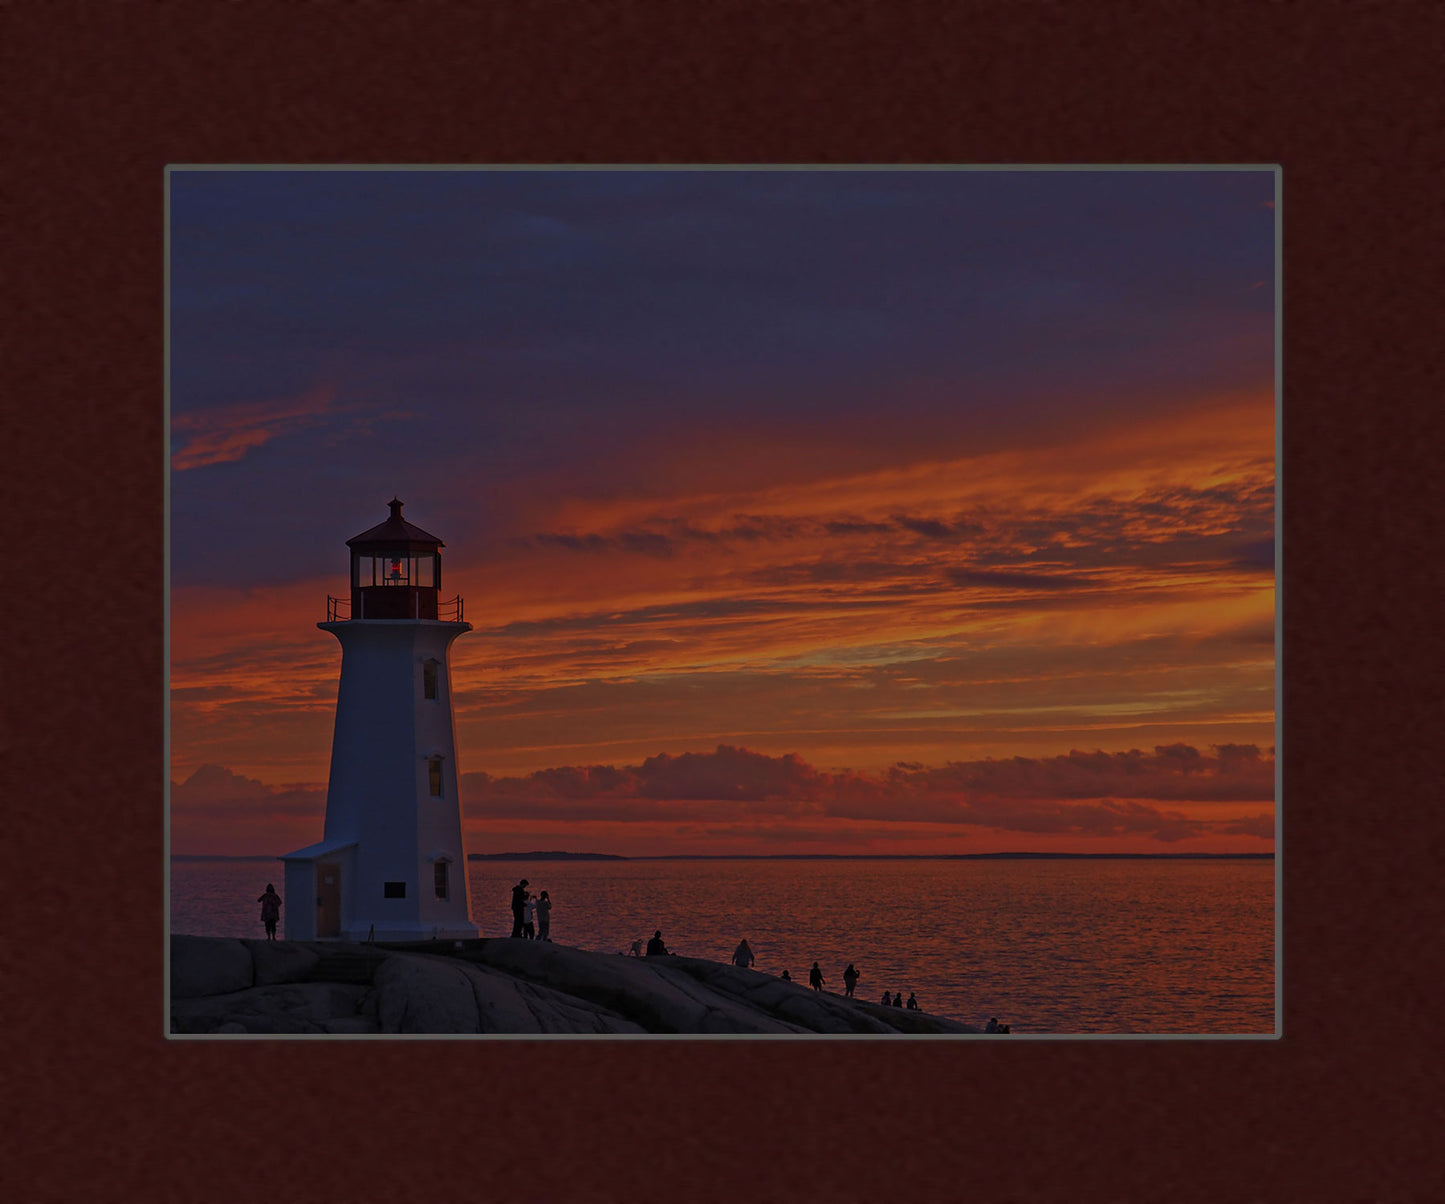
left=280, top=499, right=479, bottom=941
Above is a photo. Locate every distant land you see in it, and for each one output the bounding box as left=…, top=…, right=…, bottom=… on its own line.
left=466, top=851, right=627, bottom=861
left=171, top=854, right=281, bottom=861
left=174, top=851, right=1273, bottom=862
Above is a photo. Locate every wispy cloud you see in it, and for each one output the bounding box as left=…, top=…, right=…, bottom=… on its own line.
left=171, top=384, right=337, bottom=470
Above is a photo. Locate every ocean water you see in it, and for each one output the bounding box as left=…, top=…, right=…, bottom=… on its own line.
left=169, top=856, right=1275, bottom=1034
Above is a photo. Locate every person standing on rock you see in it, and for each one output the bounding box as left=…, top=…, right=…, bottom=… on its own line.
left=257, top=884, right=282, bottom=941
left=809, top=961, right=825, bottom=991
left=731, top=939, right=755, bottom=969
left=842, top=963, right=859, bottom=998
left=510, top=879, right=529, bottom=938
left=523, top=892, right=537, bottom=939
left=536, top=890, right=552, bottom=941
left=881, top=990, right=892, bottom=1006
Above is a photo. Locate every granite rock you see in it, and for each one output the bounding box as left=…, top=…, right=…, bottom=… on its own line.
left=169, top=936, right=981, bottom=1035
left=243, top=939, right=323, bottom=986
left=171, top=982, right=368, bottom=1034
left=170, top=935, right=253, bottom=999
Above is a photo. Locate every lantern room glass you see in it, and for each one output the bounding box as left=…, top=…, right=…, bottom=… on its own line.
left=353, top=553, right=437, bottom=588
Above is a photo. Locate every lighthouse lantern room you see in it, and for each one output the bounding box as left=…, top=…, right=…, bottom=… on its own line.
left=281, top=498, right=479, bottom=942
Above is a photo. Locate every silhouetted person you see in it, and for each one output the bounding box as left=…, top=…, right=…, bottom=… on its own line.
left=780, top=970, right=791, bottom=982
left=906, top=992, right=919, bottom=1010
left=537, top=890, right=551, bottom=941
left=629, top=938, right=644, bottom=957
left=523, top=893, right=537, bottom=940
left=510, top=879, right=529, bottom=938
left=842, top=963, right=859, bottom=998
left=257, top=884, right=282, bottom=941
left=881, top=990, right=892, bottom=1006
left=1000, top=1024, right=1011, bottom=1034
left=985, top=1017, right=1000, bottom=1033
left=731, top=939, right=755, bottom=969
left=809, top=962, right=825, bottom=991
left=890, top=990, right=902, bottom=1007
left=646, top=930, right=669, bottom=957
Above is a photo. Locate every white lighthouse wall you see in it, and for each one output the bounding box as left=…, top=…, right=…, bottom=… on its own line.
left=319, top=619, right=478, bottom=940
left=282, top=860, right=314, bottom=941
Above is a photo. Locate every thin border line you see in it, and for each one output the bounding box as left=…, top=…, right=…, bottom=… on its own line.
left=167, top=162, right=1279, bottom=172
left=1273, top=164, right=1283, bottom=1040
left=163, top=168, right=174, bottom=1041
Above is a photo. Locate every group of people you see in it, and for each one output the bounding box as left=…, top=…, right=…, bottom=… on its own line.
left=809, top=961, right=920, bottom=1011
left=508, top=879, right=552, bottom=940
left=729, top=950, right=924, bottom=1014
left=623, top=930, right=675, bottom=956
left=984, top=1017, right=1012, bottom=1033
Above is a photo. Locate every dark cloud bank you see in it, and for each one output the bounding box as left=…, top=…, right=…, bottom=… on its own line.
left=173, top=741, right=1273, bottom=845
left=460, top=743, right=1274, bottom=842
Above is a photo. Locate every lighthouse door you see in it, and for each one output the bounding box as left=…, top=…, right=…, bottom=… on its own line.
left=316, top=863, right=341, bottom=938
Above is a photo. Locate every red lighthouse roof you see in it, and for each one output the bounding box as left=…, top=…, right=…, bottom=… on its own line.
left=345, top=498, right=445, bottom=549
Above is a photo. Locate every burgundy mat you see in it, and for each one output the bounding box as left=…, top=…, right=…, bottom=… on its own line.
left=8, top=1, right=1441, bottom=1199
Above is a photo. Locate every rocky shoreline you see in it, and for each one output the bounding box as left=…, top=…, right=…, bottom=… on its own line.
left=170, top=935, right=982, bottom=1035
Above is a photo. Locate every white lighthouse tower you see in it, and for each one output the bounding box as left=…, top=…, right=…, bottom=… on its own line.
left=281, top=498, right=479, bottom=942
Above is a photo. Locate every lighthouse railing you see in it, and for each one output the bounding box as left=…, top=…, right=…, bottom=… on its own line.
left=327, top=594, right=462, bottom=621
left=325, top=594, right=462, bottom=622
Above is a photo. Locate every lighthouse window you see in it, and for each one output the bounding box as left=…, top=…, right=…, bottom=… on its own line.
left=423, top=659, right=439, bottom=700
left=353, top=553, right=436, bottom=588
left=434, top=860, right=449, bottom=900
left=383, top=881, right=406, bottom=899
left=428, top=756, right=443, bottom=797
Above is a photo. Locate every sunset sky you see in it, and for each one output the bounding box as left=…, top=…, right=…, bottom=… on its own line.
left=169, top=168, right=1277, bottom=856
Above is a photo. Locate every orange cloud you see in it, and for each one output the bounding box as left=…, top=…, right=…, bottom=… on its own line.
left=171, top=383, right=336, bottom=470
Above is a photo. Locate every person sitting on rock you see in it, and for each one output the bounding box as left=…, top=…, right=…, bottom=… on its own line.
left=808, top=961, right=825, bottom=991
left=881, top=990, right=892, bottom=1006
left=731, top=939, right=755, bottom=969
left=1000, top=1024, right=1011, bottom=1033
left=842, top=963, right=859, bottom=997
left=257, top=884, right=282, bottom=941
left=646, top=930, right=669, bottom=957
left=985, top=1017, right=1000, bottom=1033
left=780, top=969, right=791, bottom=982
left=906, top=991, right=919, bottom=1010
left=890, top=990, right=903, bottom=1007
